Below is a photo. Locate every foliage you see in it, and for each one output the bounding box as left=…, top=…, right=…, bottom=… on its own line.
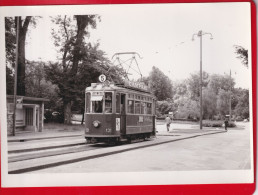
left=156, top=99, right=176, bottom=116
left=169, top=72, right=248, bottom=121
left=234, top=45, right=248, bottom=68
left=5, top=17, right=16, bottom=67
left=147, top=66, right=173, bottom=101
left=186, top=72, right=209, bottom=101
left=234, top=89, right=249, bottom=119
left=176, top=97, right=199, bottom=119
left=203, top=120, right=236, bottom=128
left=46, top=15, right=125, bottom=124
left=6, top=66, right=14, bottom=95
left=25, top=61, right=60, bottom=110
left=5, top=16, right=41, bottom=95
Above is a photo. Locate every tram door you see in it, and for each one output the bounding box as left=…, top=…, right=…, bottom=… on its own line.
left=120, top=94, right=126, bottom=134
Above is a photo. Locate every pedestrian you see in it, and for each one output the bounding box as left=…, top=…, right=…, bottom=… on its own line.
left=165, top=115, right=172, bottom=132
left=224, top=118, right=229, bottom=131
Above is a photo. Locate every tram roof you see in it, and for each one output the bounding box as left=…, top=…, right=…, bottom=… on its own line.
left=86, top=83, right=154, bottom=96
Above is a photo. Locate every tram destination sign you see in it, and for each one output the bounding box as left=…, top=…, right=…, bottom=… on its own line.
left=124, top=80, right=149, bottom=91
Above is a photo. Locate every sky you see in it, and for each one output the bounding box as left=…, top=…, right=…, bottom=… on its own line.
left=25, top=3, right=252, bottom=89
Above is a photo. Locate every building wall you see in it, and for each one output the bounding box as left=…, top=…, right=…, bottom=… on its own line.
left=7, top=113, right=13, bottom=136
left=6, top=97, right=47, bottom=134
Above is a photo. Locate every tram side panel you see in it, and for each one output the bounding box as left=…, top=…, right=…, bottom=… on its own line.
left=126, top=115, right=153, bottom=134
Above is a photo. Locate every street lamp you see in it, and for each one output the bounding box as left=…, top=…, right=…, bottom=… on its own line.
left=192, top=30, right=213, bottom=129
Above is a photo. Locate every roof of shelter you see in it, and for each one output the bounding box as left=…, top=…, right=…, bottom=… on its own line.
left=7, top=95, right=49, bottom=102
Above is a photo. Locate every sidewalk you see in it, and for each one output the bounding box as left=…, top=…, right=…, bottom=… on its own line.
left=7, top=123, right=227, bottom=143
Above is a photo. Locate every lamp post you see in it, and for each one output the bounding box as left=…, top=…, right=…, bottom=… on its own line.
left=192, top=30, right=213, bottom=129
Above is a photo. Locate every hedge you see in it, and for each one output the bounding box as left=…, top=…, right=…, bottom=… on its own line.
left=203, top=121, right=236, bottom=128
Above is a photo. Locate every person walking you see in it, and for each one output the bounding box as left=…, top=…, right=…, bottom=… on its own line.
left=165, top=115, right=172, bottom=132
left=224, top=118, right=229, bottom=131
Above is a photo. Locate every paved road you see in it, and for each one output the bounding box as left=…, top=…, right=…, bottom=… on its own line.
left=29, top=122, right=251, bottom=173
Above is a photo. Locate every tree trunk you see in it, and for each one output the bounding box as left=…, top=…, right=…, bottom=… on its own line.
left=81, top=107, right=84, bottom=125
left=64, top=101, right=72, bottom=124
left=16, top=16, right=31, bottom=96
left=70, top=15, right=89, bottom=76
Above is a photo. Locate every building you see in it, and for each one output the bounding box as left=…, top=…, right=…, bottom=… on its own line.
left=6, top=95, right=49, bottom=135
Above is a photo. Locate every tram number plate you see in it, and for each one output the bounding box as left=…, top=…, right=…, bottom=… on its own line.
left=139, top=116, right=144, bottom=122
left=116, top=118, right=120, bottom=131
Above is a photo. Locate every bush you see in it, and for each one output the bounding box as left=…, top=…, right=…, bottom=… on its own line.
left=203, top=120, right=236, bottom=128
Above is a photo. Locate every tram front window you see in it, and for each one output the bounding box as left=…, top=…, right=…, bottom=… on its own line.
left=92, top=100, right=103, bottom=113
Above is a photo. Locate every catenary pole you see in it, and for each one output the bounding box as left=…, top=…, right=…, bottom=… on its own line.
left=12, top=17, right=19, bottom=136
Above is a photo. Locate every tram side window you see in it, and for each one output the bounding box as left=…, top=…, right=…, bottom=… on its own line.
left=116, top=93, right=120, bottom=113
left=135, top=101, right=141, bottom=114
left=105, top=92, right=112, bottom=113
left=147, top=103, right=152, bottom=114
left=128, top=100, right=134, bottom=114
left=141, top=102, right=146, bottom=114
left=86, top=93, right=91, bottom=113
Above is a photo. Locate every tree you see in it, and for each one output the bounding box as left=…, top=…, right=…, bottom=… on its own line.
left=6, top=66, right=14, bottom=95
left=46, top=15, right=125, bottom=124
left=187, top=72, right=209, bottom=101
left=5, top=16, right=40, bottom=96
left=216, top=89, right=230, bottom=117
left=176, top=97, right=199, bottom=119
left=5, top=17, right=16, bottom=67
left=46, top=15, right=100, bottom=124
left=17, top=16, right=33, bottom=95
left=148, top=66, right=173, bottom=101
left=234, top=89, right=249, bottom=119
left=202, top=88, right=217, bottom=119
left=234, top=45, right=248, bottom=68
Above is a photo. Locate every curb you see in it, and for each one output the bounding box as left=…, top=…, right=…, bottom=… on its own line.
left=8, top=134, right=84, bottom=143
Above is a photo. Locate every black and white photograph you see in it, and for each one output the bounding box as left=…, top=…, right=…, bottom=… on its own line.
left=0, top=2, right=254, bottom=187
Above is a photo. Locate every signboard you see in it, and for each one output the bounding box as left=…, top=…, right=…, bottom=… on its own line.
left=139, top=116, right=144, bottom=122
left=98, top=74, right=106, bottom=83
left=124, top=80, right=149, bottom=91
left=116, top=118, right=120, bottom=131
left=16, top=97, right=23, bottom=109
left=16, top=103, right=23, bottom=109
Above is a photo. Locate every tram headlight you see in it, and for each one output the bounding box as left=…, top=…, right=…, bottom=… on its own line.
left=85, top=128, right=89, bottom=133
left=93, top=120, right=101, bottom=128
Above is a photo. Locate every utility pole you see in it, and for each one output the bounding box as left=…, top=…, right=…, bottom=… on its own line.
left=229, top=69, right=232, bottom=121
left=192, top=30, right=213, bottom=129
left=12, top=17, right=19, bottom=136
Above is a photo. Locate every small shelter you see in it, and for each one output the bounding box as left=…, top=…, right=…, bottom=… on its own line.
left=6, top=95, right=49, bottom=135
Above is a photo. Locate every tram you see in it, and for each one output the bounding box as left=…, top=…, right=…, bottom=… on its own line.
left=84, top=79, right=156, bottom=144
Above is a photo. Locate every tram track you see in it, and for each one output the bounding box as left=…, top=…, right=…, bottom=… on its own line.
left=8, top=130, right=225, bottom=174
left=8, top=144, right=98, bottom=163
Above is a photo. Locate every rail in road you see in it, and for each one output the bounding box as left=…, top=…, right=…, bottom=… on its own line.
left=8, top=129, right=225, bottom=174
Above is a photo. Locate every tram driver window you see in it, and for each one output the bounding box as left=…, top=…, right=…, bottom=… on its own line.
left=92, top=100, right=103, bottom=113
left=105, top=92, right=112, bottom=113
